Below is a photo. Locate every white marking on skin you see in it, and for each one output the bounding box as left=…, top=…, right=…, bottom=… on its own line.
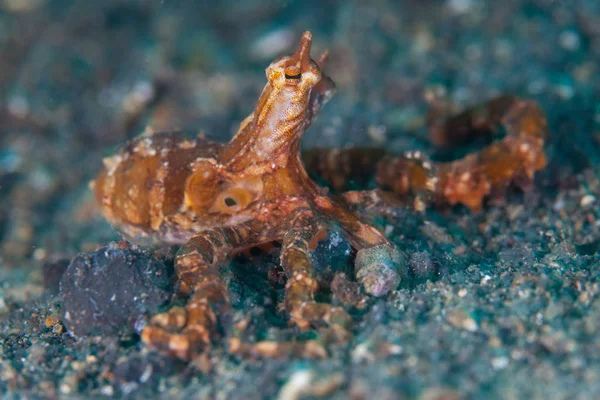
left=225, top=213, right=254, bottom=226
left=133, top=137, right=157, bottom=156
left=414, top=198, right=426, bottom=213
left=426, top=176, right=439, bottom=191
left=191, top=157, right=218, bottom=169
left=178, top=140, right=196, bottom=149
left=102, top=155, right=123, bottom=177
left=150, top=160, right=169, bottom=230
left=406, top=150, right=423, bottom=160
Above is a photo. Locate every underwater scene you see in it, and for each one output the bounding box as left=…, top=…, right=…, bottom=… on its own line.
left=1, top=0, right=600, bottom=398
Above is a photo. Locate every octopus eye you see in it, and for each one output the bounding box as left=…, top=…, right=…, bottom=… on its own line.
left=223, top=196, right=237, bottom=207
left=285, top=72, right=301, bottom=80
left=284, top=66, right=301, bottom=80
left=210, top=187, right=254, bottom=214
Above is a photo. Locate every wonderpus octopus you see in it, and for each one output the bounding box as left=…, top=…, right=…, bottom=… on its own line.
left=91, top=32, right=548, bottom=360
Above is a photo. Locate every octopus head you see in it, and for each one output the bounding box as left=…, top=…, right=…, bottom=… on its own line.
left=265, top=31, right=322, bottom=93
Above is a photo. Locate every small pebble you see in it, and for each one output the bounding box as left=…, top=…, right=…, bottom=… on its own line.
left=278, top=370, right=344, bottom=399
left=447, top=310, right=478, bottom=332
left=352, top=342, right=376, bottom=364
left=52, top=324, right=63, bottom=335
left=580, top=195, right=596, bottom=207
left=278, top=369, right=313, bottom=400
left=420, top=387, right=461, bottom=400
left=123, top=81, right=155, bottom=115
left=556, top=82, right=574, bottom=100
left=559, top=30, right=580, bottom=51
left=0, top=297, right=7, bottom=314
left=250, top=28, right=295, bottom=60
left=367, top=125, right=387, bottom=144
left=7, top=95, right=30, bottom=118
left=447, top=0, right=473, bottom=14
left=100, top=386, right=115, bottom=396
left=32, top=248, right=47, bottom=261
left=491, top=356, right=509, bottom=370
left=44, top=314, right=60, bottom=328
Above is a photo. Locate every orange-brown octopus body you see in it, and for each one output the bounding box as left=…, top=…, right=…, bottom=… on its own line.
left=93, top=32, right=548, bottom=360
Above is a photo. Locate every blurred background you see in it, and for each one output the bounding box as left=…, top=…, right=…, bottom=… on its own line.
left=2, top=0, right=599, bottom=268
left=1, top=0, right=600, bottom=398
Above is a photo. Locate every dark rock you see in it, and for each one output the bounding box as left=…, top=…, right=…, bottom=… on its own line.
left=59, top=242, right=173, bottom=337
left=43, top=258, right=70, bottom=294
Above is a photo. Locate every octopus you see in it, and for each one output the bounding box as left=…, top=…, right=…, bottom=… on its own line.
left=91, top=32, right=547, bottom=360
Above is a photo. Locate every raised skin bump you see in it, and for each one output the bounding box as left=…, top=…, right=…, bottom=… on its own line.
left=93, top=32, right=548, bottom=361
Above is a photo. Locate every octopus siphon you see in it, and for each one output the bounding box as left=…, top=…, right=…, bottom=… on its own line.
left=91, top=31, right=548, bottom=360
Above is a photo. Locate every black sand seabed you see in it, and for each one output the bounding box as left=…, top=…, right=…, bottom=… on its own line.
left=1, top=1, right=600, bottom=399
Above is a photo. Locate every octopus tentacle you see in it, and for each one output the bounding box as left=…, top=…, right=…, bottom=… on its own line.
left=141, top=220, right=275, bottom=360
left=376, top=96, right=548, bottom=211
left=303, top=96, right=547, bottom=212
left=279, top=209, right=352, bottom=336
